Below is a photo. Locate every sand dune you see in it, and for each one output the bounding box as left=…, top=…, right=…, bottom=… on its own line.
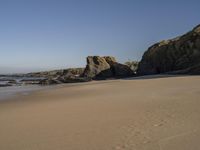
left=0, top=76, right=200, bottom=150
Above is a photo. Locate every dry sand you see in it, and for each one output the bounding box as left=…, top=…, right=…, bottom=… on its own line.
left=0, top=75, right=200, bottom=150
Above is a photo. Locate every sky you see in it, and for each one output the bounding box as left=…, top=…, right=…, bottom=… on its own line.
left=0, top=0, right=199, bottom=74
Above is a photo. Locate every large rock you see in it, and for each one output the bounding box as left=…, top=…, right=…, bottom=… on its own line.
left=83, top=56, right=113, bottom=79
left=83, top=56, right=134, bottom=79
left=112, top=63, right=134, bottom=77
left=138, top=24, right=200, bottom=75
left=103, top=56, right=117, bottom=65
left=104, top=56, right=134, bottom=77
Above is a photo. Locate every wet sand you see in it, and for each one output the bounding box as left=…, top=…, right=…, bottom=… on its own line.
left=0, top=75, right=200, bottom=150
left=0, top=85, right=50, bottom=101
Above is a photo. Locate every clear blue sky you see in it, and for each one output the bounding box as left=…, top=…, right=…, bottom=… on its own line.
left=0, top=0, right=199, bottom=73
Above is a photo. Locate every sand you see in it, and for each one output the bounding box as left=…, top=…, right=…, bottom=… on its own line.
left=0, top=75, right=200, bottom=150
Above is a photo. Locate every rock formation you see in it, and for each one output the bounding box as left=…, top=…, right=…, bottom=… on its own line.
left=27, top=68, right=84, bottom=78
left=83, top=56, right=113, bottom=79
left=138, top=24, right=200, bottom=75
left=28, top=68, right=88, bottom=85
left=125, top=61, right=139, bottom=73
left=83, top=56, right=134, bottom=79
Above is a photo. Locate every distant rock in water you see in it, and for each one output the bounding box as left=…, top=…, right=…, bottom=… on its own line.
left=27, top=68, right=88, bottom=85
left=138, top=24, right=200, bottom=75
left=83, top=56, right=134, bottom=79
left=27, top=68, right=85, bottom=79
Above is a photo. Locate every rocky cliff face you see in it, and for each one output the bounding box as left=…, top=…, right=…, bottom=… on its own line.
left=138, top=24, right=200, bottom=75
left=83, top=56, right=134, bottom=79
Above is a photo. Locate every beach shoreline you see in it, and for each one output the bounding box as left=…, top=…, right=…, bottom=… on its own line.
left=0, top=74, right=191, bottom=101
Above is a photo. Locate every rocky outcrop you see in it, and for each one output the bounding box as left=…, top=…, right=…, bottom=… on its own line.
left=125, top=61, right=139, bottom=73
left=83, top=56, right=134, bottom=79
left=0, top=56, right=134, bottom=86
left=26, top=68, right=88, bottom=85
left=138, top=24, right=200, bottom=75
left=55, top=76, right=91, bottom=83
left=27, top=68, right=84, bottom=79
left=104, top=56, right=134, bottom=77
left=83, top=56, right=113, bottom=79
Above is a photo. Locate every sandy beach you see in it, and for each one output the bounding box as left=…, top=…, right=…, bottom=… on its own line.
left=0, top=75, right=200, bottom=150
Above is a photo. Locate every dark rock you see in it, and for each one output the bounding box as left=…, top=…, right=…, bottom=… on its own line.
left=111, top=63, right=134, bottom=77
left=83, top=56, right=113, bottom=79
left=7, top=80, right=17, bottom=84
left=27, top=68, right=85, bottom=79
left=104, top=56, right=134, bottom=77
left=168, top=63, right=200, bottom=75
left=125, top=61, right=139, bottom=73
left=83, top=56, right=134, bottom=79
left=26, top=68, right=86, bottom=85
left=57, top=76, right=91, bottom=83
left=138, top=24, right=200, bottom=75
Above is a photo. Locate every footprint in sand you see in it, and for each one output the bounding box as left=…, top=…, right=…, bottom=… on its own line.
left=116, top=124, right=153, bottom=149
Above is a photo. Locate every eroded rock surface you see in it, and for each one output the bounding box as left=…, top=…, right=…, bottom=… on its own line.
left=83, top=56, right=134, bottom=79
left=138, top=24, right=200, bottom=75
